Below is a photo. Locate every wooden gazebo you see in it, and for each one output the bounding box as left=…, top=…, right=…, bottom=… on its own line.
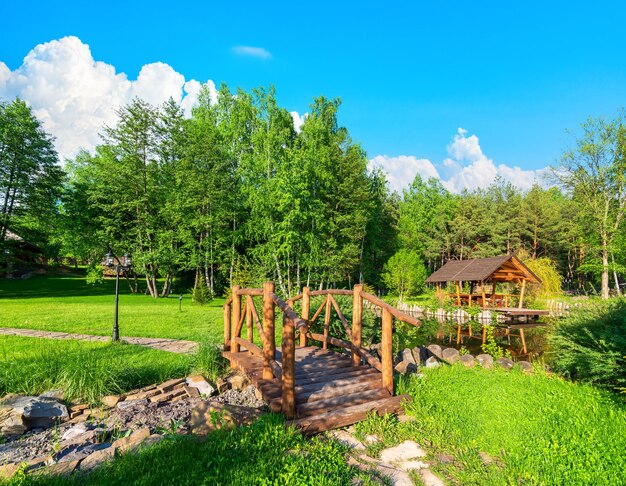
left=425, top=254, right=541, bottom=309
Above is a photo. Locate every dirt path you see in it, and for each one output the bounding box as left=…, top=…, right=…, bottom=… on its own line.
left=0, top=327, right=199, bottom=354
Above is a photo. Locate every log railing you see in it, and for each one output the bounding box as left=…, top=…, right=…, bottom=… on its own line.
left=224, top=282, right=420, bottom=420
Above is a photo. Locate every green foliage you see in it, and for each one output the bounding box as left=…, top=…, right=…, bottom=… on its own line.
left=547, top=298, right=626, bottom=391
left=191, top=277, right=213, bottom=305
left=481, top=325, right=508, bottom=359
left=192, top=343, right=227, bottom=384
left=85, top=262, right=104, bottom=286
left=382, top=249, right=427, bottom=299
left=519, top=249, right=563, bottom=298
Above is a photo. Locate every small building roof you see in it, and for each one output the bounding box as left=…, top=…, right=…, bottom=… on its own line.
left=425, top=255, right=541, bottom=284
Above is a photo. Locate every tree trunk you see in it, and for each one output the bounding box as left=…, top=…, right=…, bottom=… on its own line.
left=601, top=245, right=610, bottom=299
left=612, top=253, right=622, bottom=296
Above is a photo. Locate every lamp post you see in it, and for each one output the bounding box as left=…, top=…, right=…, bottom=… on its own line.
left=106, top=252, right=131, bottom=342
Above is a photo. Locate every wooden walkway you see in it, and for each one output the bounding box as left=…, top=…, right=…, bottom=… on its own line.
left=224, top=345, right=410, bottom=435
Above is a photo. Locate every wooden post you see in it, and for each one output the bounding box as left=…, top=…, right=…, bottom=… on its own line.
left=381, top=308, right=394, bottom=395
left=455, top=281, right=461, bottom=306
left=224, top=302, right=231, bottom=351
left=351, top=284, right=363, bottom=366
left=481, top=281, right=487, bottom=309
left=281, top=315, right=296, bottom=419
left=323, top=295, right=331, bottom=350
left=231, top=285, right=241, bottom=352
left=518, top=279, right=527, bottom=308
left=482, top=325, right=487, bottom=345
left=300, top=287, right=310, bottom=347
left=262, top=282, right=275, bottom=380
left=246, top=296, right=253, bottom=344
left=520, top=328, right=527, bottom=354
left=456, top=324, right=462, bottom=344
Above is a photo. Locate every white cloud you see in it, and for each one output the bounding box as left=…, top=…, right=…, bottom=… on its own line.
left=370, top=128, right=546, bottom=194
left=369, top=155, right=440, bottom=193
left=232, top=46, right=272, bottom=59
left=290, top=111, right=307, bottom=133
left=0, top=36, right=215, bottom=161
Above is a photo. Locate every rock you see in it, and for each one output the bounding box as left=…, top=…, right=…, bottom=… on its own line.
left=380, top=440, right=426, bottom=464
left=125, top=389, right=160, bottom=401
left=394, top=360, right=418, bottom=374
left=142, top=433, right=163, bottom=447
left=116, top=399, right=148, bottom=411
left=190, top=402, right=261, bottom=435
left=101, top=395, right=122, bottom=408
left=216, top=378, right=230, bottom=394
left=437, top=453, right=454, bottom=464
left=0, top=396, right=68, bottom=433
left=31, top=459, right=79, bottom=477
left=412, top=346, right=424, bottom=365
left=69, top=403, right=89, bottom=413
left=40, top=389, right=64, bottom=400
left=517, top=361, right=533, bottom=373
left=397, top=414, right=418, bottom=423
left=186, top=375, right=215, bottom=396
left=419, top=469, right=447, bottom=486
left=495, top=357, right=514, bottom=370
left=365, top=434, right=380, bottom=444
left=441, top=348, right=460, bottom=364
left=0, top=463, right=20, bottom=480
left=424, top=356, right=440, bottom=368
left=399, top=348, right=416, bottom=365
left=253, top=387, right=264, bottom=401
left=328, top=430, right=366, bottom=451
left=78, top=446, right=115, bottom=471
left=53, top=442, right=110, bottom=463
left=426, top=344, right=442, bottom=359
left=157, top=378, right=186, bottom=393
left=61, top=423, right=90, bottom=442
left=228, top=375, right=247, bottom=391
left=112, top=427, right=151, bottom=452
left=476, top=354, right=494, bottom=369
left=459, top=354, right=475, bottom=367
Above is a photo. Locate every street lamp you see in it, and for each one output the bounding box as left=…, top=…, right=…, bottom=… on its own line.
left=106, top=251, right=131, bottom=342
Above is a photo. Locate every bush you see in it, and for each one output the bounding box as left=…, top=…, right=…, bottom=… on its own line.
left=192, top=277, right=213, bottom=305
left=547, top=298, right=626, bottom=391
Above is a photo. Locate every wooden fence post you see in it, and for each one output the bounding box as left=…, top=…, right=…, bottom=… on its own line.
left=323, top=295, right=331, bottom=350
left=381, top=307, right=394, bottom=395
left=262, top=282, right=275, bottom=380
left=281, top=314, right=296, bottom=419
left=300, top=286, right=310, bottom=347
left=351, top=284, right=363, bottom=366
left=246, top=295, right=253, bottom=343
left=224, top=301, right=231, bottom=351
left=231, top=285, right=241, bottom=352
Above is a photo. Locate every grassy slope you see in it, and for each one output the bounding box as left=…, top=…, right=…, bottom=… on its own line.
left=0, top=274, right=224, bottom=343
left=356, top=365, right=626, bottom=485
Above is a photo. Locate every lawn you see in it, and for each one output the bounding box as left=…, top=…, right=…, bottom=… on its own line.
left=355, top=365, right=626, bottom=485
left=0, top=335, right=225, bottom=403
left=0, top=273, right=224, bottom=343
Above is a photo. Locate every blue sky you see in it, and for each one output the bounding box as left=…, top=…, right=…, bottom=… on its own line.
left=1, top=1, right=626, bottom=192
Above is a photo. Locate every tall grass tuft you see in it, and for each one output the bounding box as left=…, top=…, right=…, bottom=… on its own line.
left=191, top=343, right=228, bottom=383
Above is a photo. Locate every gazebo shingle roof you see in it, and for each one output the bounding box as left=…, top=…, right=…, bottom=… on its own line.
left=425, top=255, right=540, bottom=284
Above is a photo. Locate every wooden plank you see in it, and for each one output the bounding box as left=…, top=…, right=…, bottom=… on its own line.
left=236, top=288, right=263, bottom=296
left=295, top=370, right=380, bottom=394
left=294, top=395, right=411, bottom=435
left=295, top=365, right=374, bottom=384
left=233, top=337, right=262, bottom=357
left=361, top=291, right=421, bottom=327
left=381, top=308, right=393, bottom=395
left=308, top=289, right=354, bottom=297
left=295, top=379, right=382, bottom=404
left=296, top=388, right=390, bottom=418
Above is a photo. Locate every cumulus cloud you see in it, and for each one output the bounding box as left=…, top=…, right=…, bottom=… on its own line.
left=232, top=46, right=272, bottom=59
left=0, top=36, right=216, bottom=160
left=290, top=111, right=307, bottom=133
left=370, top=128, right=546, bottom=194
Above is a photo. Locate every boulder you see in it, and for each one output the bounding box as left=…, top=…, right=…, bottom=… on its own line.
left=31, top=460, right=79, bottom=478
left=397, top=348, right=416, bottom=366
left=441, top=348, right=460, bottom=364
left=426, top=344, right=442, bottom=359
left=475, top=354, right=494, bottom=369
left=61, top=423, right=91, bottom=442
left=394, top=360, right=418, bottom=375
left=40, top=389, right=64, bottom=400
left=216, top=378, right=230, bottom=394
left=78, top=446, right=115, bottom=471
left=190, top=402, right=262, bottom=435
left=228, top=375, right=248, bottom=391
left=495, top=357, right=514, bottom=370
left=116, top=399, right=148, bottom=411
left=101, top=395, right=122, bottom=408
left=186, top=375, right=215, bottom=396
left=0, top=395, right=68, bottom=434
left=112, top=427, right=151, bottom=452
left=459, top=354, right=475, bottom=367
left=424, top=357, right=440, bottom=369
left=517, top=361, right=533, bottom=373
left=53, top=442, right=110, bottom=464
left=412, top=346, right=424, bottom=365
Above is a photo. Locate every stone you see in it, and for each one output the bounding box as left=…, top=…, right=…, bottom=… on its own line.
left=0, top=463, right=20, bottom=480
left=401, top=348, right=416, bottom=365
left=184, top=385, right=201, bottom=398
left=40, top=389, right=65, bottom=400
left=424, top=356, right=440, bottom=368
left=190, top=402, right=261, bottom=435
left=364, top=434, right=380, bottom=444
left=54, top=442, right=110, bottom=463
left=31, top=460, right=80, bottom=478
left=0, top=396, right=68, bottom=433
left=426, top=344, right=442, bottom=359
left=186, top=375, right=215, bottom=396
left=380, top=440, right=426, bottom=464
left=78, top=446, right=115, bottom=471
left=116, top=398, right=148, bottom=411
left=397, top=414, right=418, bottom=423
left=216, top=378, right=230, bottom=394
left=495, top=357, right=514, bottom=370
left=125, top=389, right=160, bottom=401
left=142, top=433, right=163, bottom=447
left=157, top=378, right=186, bottom=393
left=328, top=430, right=366, bottom=451
left=419, top=469, right=447, bottom=486
left=69, top=403, right=90, bottom=413
left=412, top=346, right=424, bottom=365
left=61, top=423, right=90, bottom=442
left=228, top=375, right=247, bottom=391
left=394, top=360, right=418, bottom=374
left=101, top=395, right=121, bottom=408
left=476, top=354, right=494, bottom=369
left=437, top=453, right=454, bottom=464
left=517, top=361, right=533, bottom=373
left=441, top=348, right=460, bottom=364
left=112, top=427, right=151, bottom=452
left=459, top=354, right=475, bottom=367
left=253, top=387, right=264, bottom=401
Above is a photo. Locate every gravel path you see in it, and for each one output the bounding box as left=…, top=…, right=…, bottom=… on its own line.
left=0, top=327, right=199, bottom=354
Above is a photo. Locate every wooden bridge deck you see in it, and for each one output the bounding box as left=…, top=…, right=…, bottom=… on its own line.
left=223, top=345, right=410, bottom=434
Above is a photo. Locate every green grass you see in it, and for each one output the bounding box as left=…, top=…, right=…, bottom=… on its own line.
left=5, top=415, right=368, bottom=486
left=0, top=336, right=226, bottom=403
left=355, top=365, right=626, bottom=485
left=0, top=273, right=224, bottom=343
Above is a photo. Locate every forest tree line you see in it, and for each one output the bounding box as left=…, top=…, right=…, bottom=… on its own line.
left=1, top=89, right=624, bottom=299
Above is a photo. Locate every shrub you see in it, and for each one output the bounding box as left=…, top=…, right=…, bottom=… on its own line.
left=192, top=277, right=213, bottom=305
left=547, top=298, right=626, bottom=391
left=382, top=249, right=427, bottom=300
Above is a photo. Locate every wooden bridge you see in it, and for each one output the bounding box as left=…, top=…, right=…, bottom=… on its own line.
left=222, top=283, right=421, bottom=434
